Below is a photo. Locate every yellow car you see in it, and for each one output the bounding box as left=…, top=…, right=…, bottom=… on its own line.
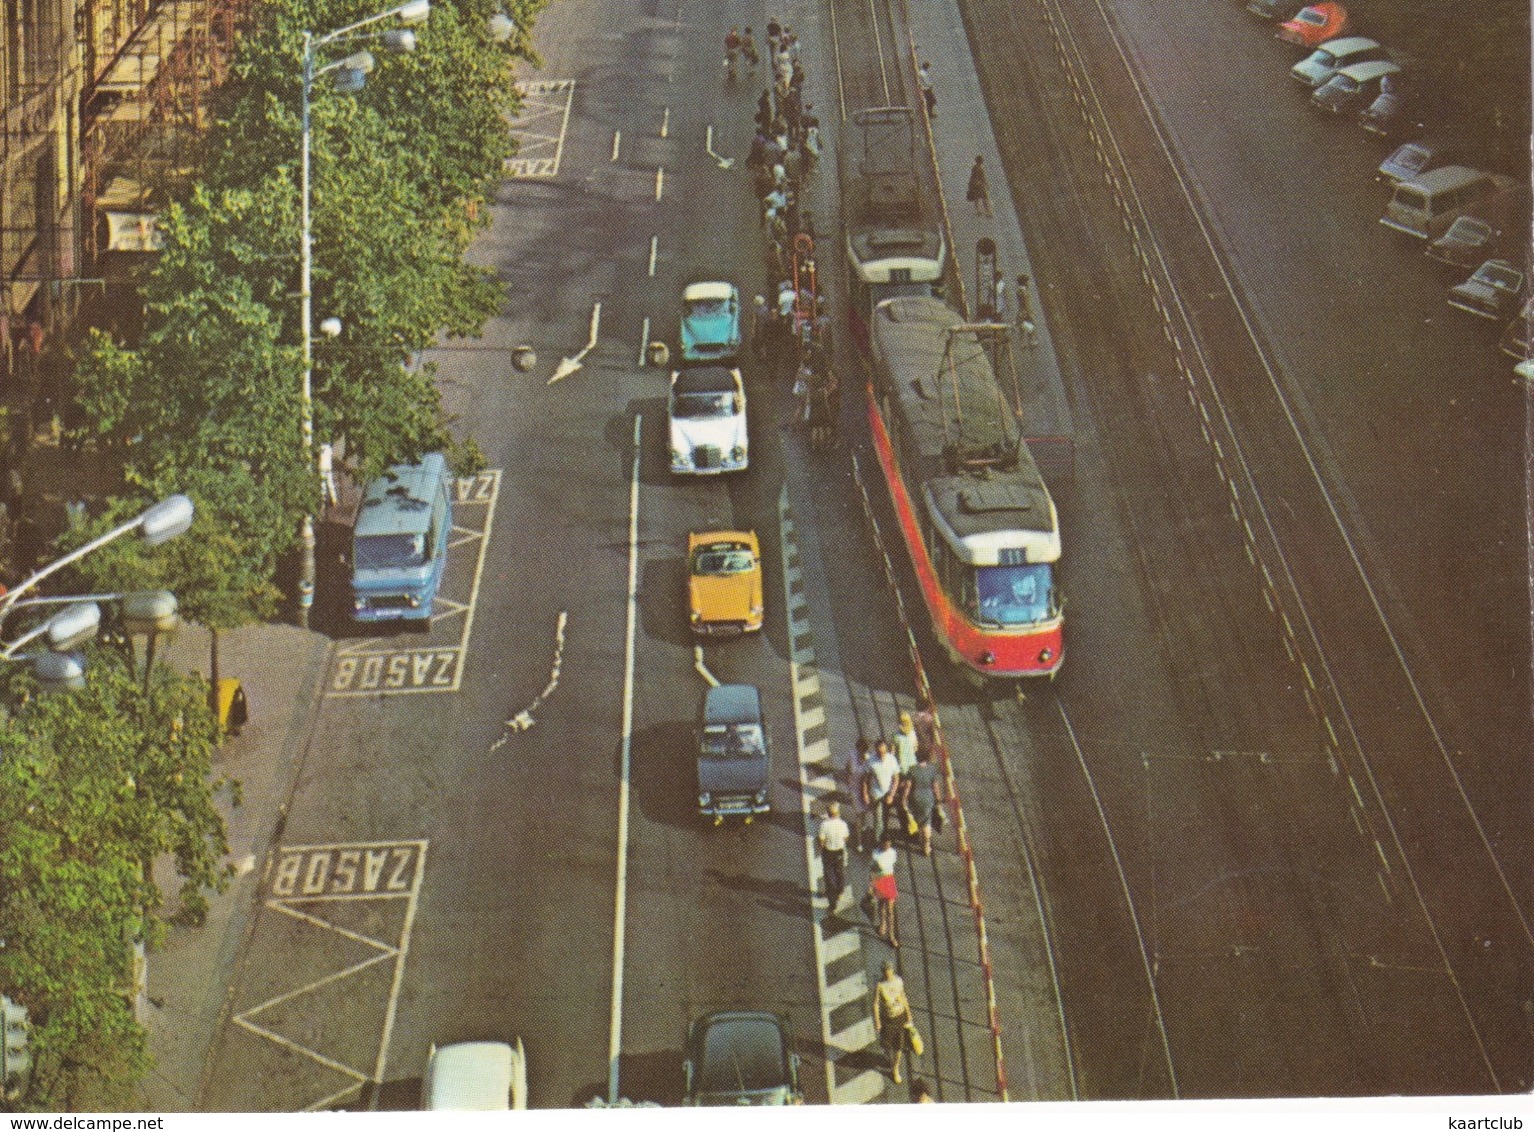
left=688, top=530, right=764, bottom=636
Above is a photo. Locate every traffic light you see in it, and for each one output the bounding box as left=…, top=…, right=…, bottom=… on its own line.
left=2, top=993, right=30, bottom=1097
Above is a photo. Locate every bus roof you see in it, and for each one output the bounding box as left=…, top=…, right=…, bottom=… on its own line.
left=354, top=453, right=448, bottom=539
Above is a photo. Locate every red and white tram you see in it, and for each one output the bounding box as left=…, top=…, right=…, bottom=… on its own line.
left=866, top=294, right=1064, bottom=680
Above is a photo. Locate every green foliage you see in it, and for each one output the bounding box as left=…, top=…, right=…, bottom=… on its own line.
left=68, top=0, right=554, bottom=613
left=0, top=659, right=231, bottom=1110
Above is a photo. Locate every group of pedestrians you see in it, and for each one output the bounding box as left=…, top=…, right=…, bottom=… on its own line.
left=815, top=712, right=947, bottom=947
left=735, top=19, right=840, bottom=448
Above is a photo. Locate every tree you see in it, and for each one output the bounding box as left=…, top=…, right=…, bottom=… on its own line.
left=68, top=0, right=554, bottom=617
left=0, top=659, right=231, bottom=1110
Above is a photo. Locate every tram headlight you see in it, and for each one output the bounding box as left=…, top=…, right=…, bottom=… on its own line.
left=671, top=447, right=689, bottom=469
left=1038, top=647, right=1053, bottom=665
left=978, top=649, right=996, bottom=666
left=407, top=595, right=421, bottom=608
left=698, top=792, right=712, bottom=810
left=730, top=445, right=747, bottom=464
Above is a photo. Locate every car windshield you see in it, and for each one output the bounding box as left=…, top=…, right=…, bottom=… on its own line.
left=702, top=724, right=765, bottom=760
left=686, top=299, right=734, bottom=323
left=974, top=563, right=1053, bottom=626
left=355, top=532, right=428, bottom=570
left=695, top=547, right=755, bottom=574
left=1324, top=74, right=1358, bottom=95
left=1298, top=9, right=1324, bottom=25
left=674, top=392, right=739, bottom=419
left=1476, top=264, right=1522, bottom=291
left=1395, top=146, right=1429, bottom=172
left=1447, top=218, right=1493, bottom=242
left=697, top=1020, right=786, bottom=1095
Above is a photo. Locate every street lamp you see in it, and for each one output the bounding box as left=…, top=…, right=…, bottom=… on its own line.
left=297, top=1, right=430, bottom=629
left=0, top=494, right=192, bottom=627
left=0, top=490, right=191, bottom=690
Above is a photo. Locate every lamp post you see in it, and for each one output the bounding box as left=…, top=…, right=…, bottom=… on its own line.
left=0, top=494, right=192, bottom=690
left=297, top=0, right=430, bottom=629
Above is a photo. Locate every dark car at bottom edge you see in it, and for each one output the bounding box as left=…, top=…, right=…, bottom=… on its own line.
left=683, top=1011, right=803, bottom=1106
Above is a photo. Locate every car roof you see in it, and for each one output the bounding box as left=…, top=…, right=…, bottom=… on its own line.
left=355, top=454, right=447, bottom=539
left=1336, top=60, right=1400, bottom=81
left=1316, top=35, right=1378, bottom=53
left=684, top=281, right=737, bottom=303
left=703, top=683, right=763, bottom=726
left=1401, top=164, right=1487, bottom=190
left=424, top=1042, right=515, bottom=1110
left=673, top=366, right=741, bottom=394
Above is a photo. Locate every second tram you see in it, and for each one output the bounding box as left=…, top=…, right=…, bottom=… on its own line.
left=840, top=106, right=945, bottom=349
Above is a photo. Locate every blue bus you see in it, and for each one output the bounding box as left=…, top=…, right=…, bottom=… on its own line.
left=350, top=453, right=452, bottom=626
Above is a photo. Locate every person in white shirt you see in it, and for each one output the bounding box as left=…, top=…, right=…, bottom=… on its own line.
left=862, top=739, right=901, bottom=843
left=817, top=801, right=851, bottom=912
left=869, top=836, right=900, bottom=947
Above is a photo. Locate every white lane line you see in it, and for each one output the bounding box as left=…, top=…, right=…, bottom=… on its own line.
left=608, top=413, right=642, bottom=1104
left=660, top=107, right=669, bottom=138
left=637, top=316, right=651, bottom=367
left=611, top=129, right=621, bottom=162
left=694, top=646, right=721, bottom=687
left=648, top=235, right=658, bottom=277
left=371, top=839, right=427, bottom=1098
left=655, top=166, right=665, bottom=201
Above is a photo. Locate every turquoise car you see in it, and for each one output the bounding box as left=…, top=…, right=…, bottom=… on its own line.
left=680, top=281, right=742, bottom=364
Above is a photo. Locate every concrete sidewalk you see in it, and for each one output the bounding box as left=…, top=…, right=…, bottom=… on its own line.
left=140, top=621, right=332, bottom=1111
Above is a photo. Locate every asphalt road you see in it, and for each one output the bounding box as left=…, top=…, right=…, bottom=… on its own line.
left=191, top=0, right=1530, bottom=1110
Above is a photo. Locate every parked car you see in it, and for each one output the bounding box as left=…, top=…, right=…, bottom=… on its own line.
left=1499, top=297, right=1534, bottom=360
left=1376, top=138, right=1451, bottom=186
left=1447, top=259, right=1525, bottom=321
left=1291, top=37, right=1386, bottom=88
left=1380, top=166, right=1518, bottom=240
left=669, top=366, right=748, bottom=474
left=695, top=683, right=770, bottom=823
left=1358, top=71, right=1425, bottom=139
left=1278, top=3, right=1348, bottom=47
left=1245, top=0, right=1304, bottom=19
left=683, top=1011, right=802, bottom=1106
left=421, top=1040, right=528, bottom=1110
left=1426, top=216, right=1502, bottom=271
left=679, top=281, right=742, bottom=365
left=1310, top=60, right=1400, bottom=114
left=688, top=530, right=764, bottom=636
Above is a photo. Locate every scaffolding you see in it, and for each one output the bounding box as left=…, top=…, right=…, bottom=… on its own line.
left=82, top=0, right=252, bottom=258
left=0, top=0, right=251, bottom=381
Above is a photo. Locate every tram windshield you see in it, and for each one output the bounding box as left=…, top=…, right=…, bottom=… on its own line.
left=974, top=563, right=1053, bottom=626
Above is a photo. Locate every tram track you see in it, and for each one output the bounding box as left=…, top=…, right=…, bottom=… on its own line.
left=952, top=0, right=1531, bottom=1095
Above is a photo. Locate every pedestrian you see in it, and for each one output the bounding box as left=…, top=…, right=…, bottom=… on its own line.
left=863, top=738, right=901, bottom=843
left=757, top=89, right=773, bottom=132
left=847, top=739, right=874, bottom=852
left=966, top=155, right=992, bottom=217
left=918, top=61, right=936, bottom=116
left=766, top=18, right=782, bottom=59
left=750, top=294, right=771, bottom=360
left=818, top=801, right=851, bottom=913
left=793, top=364, right=812, bottom=426
left=906, top=748, right=943, bottom=857
left=873, top=961, right=912, bottom=1083
left=741, top=26, right=759, bottom=68
left=724, top=26, right=741, bottom=75
left=783, top=145, right=803, bottom=190
left=892, top=711, right=919, bottom=775
left=870, top=837, right=900, bottom=946
left=910, top=1078, right=935, bottom=1103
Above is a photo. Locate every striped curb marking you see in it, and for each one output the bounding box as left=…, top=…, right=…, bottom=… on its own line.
left=779, top=483, right=885, bottom=1105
